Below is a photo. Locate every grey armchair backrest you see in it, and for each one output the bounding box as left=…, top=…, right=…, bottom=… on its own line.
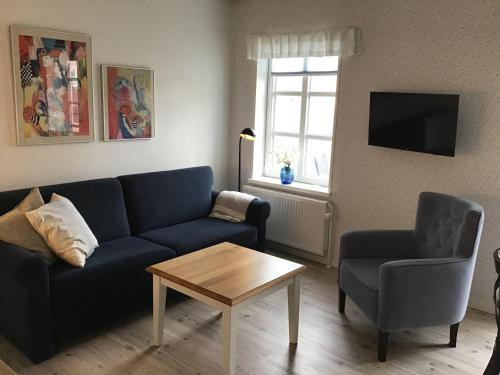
left=415, top=192, right=484, bottom=259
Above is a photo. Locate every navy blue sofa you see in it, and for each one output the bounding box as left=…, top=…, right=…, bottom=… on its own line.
left=0, top=166, right=270, bottom=363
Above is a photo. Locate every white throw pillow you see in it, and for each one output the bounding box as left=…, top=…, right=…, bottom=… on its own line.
left=25, top=193, right=99, bottom=267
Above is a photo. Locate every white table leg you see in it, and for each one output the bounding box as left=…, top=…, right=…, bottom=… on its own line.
left=152, top=275, right=166, bottom=346
left=288, top=275, right=301, bottom=344
left=222, top=306, right=237, bottom=375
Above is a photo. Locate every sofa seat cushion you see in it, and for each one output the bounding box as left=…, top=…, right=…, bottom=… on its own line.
left=49, top=237, right=175, bottom=312
left=138, top=218, right=258, bottom=255
left=339, top=258, right=401, bottom=323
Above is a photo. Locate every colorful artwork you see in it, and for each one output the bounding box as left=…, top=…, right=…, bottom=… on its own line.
left=10, top=26, right=94, bottom=145
left=102, top=65, right=154, bottom=141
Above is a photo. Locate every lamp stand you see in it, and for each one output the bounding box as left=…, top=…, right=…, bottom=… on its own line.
left=238, top=137, right=242, bottom=192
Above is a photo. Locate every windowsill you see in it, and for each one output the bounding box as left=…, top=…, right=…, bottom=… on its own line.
left=247, top=176, right=330, bottom=199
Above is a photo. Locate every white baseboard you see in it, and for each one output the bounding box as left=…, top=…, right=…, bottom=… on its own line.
left=469, top=298, right=495, bottom=315
left=266, top=240, right=333, bottom=268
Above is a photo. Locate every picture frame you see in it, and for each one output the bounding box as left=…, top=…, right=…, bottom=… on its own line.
left=10, top=25, right=94, bottom=145
left=101, top=65, right=155, bottom=141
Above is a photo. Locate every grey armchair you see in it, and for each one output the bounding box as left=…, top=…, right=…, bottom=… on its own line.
left=338, top=192, right=484, bottom=362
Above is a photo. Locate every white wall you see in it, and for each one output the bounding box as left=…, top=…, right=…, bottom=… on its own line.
left=230, top=0, right=500, bottom=312
left=0, top=0, right=231, bottom=191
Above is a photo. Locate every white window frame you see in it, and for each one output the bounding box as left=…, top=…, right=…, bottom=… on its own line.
left=263, top=57, right=338, bottom=187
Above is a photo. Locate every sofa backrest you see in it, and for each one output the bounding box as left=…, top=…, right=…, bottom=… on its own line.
left=0, top=178, right=131, bottom=244
left=118, top=166, right=214, bottom=234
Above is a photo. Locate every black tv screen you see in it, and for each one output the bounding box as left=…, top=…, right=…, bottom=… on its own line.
left=368, top=92, right=459, bottom=156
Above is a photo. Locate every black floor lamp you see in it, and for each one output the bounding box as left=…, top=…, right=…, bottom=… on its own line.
left=238, top=128, right=256, bottom=192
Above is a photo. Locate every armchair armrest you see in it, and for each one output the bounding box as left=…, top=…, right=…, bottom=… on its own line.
left=339, top=230, right=416, bottom=263
left=378, top=256, right=473, bottom=331
left=0, top=240, right=54, bottom=362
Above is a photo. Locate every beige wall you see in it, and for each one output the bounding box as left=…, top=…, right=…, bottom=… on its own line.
left=230, top=0, right=500, bottom=312
left=0, top=0, right=231, bottom=191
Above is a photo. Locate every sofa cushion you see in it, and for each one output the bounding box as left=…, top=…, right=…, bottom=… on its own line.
left=26, top=194, right=99, bottom=267
left=0, top=179, right=130, bottom=244
left=39, top=178, right=130, bottom=243
left=0, top=188, right=56, bottom=264
left=49, top=236, right=175, bottom=312
left=118, top=166, right=214, bottom=233
left=339, top=258, right=402, bottom=323
left=139, top=218, right=258, bottom=255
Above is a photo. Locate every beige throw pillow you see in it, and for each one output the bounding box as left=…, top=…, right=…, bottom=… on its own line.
left=25, top=193, right=99, bottom=267
left=0, top=187, right=56, bottom=264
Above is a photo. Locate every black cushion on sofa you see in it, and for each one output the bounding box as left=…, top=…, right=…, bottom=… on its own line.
left=139, top=217, right=258, bottom=255
left=39, top=178, right=130, bottom=243
left=49, top=236, right=175, bottom=312
left=118, top=166, right=214, bottom=234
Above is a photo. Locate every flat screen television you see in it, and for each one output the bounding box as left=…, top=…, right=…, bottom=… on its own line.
left=368, top=92, right=459, bottom=157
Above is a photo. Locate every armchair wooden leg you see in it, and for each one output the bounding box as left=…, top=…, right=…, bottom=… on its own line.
left=378, top=330, right=389, bottom=362
left=449, top=323, right=459, bottom=347
left=338, top=287, right=346, bottom=314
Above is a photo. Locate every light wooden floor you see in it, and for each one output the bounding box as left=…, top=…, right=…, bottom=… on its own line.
left=0, top=252, right=496, bottom=375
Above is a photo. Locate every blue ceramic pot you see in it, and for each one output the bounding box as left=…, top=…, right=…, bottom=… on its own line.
left=280, top=166, right=294, bottom=184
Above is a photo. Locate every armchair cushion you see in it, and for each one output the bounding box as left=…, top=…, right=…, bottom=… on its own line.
left=339, top=258, right=402, bottom=323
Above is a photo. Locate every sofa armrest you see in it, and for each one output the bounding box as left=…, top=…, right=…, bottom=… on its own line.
left=245, top=199, right=271, bottom=251
left=211, top=191, right=271, bottom=251
left=0, top=241, right=54, bottom=362
left=378, top=256, right=472, bottom=331
left=339, top=230, right=416, bottom=264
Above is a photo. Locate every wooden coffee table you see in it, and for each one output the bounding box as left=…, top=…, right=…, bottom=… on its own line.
left=146, top=242, right=306, bottom=375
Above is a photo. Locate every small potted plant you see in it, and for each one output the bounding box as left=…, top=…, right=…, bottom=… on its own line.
left=276, top=150, right=296, bottom=184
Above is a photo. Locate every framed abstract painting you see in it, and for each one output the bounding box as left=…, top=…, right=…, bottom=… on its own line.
left=102, top=65, right=155, bottom=141
left=10, top=26, right=94, bottom=145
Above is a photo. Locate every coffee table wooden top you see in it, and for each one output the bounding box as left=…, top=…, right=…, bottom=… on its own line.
left=147, top=242, right=306, bottom=306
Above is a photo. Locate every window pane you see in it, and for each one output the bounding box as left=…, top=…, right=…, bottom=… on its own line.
left=274, top=76, right=302, bottom=92
left=307, top=56, right=338, bottom=72
left=272, top=58, right=304, bottom=73
left=273, top=95, right=301, bottom=133
left=310, top=75, right=337, bottom=93
left=270, top=135, right=300, bottom=176
left=304, top=139, right=331, bottom=180
left=307, top=96, right=335, bottom=136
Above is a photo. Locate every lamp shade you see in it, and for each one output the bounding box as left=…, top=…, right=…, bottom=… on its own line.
left=240, top=128, right=256, bottom=141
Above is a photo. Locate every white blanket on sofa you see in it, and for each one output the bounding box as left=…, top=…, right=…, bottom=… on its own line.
left=209, top=190, right=257, bottom=223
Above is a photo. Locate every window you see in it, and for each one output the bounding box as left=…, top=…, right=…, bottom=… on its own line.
left=264, top=56, right=338, bottom=187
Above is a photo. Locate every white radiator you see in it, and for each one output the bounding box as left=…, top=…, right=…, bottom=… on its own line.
left=243, top=185, right=332, bottom=257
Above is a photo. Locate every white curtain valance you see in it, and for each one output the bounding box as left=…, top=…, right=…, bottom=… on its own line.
left=246, top=27, right=359, bottom=60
